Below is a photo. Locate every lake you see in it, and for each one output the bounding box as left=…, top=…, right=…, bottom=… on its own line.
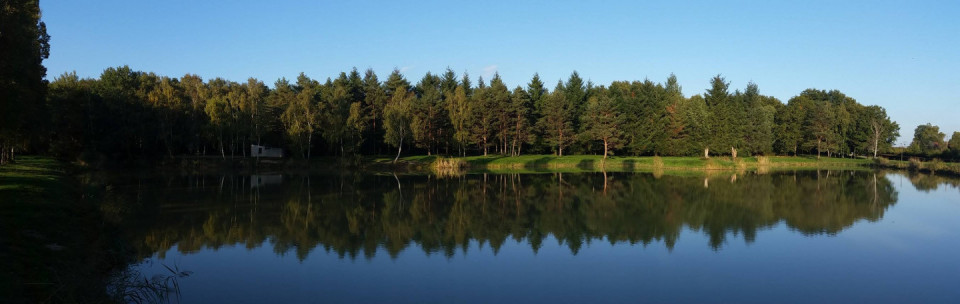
left=103, top=170, right=960, bottom=303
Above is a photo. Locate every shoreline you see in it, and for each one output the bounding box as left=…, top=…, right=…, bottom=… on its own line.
left=369, top=155, right=872, bottom=173
left=71, top=154, right=960, bottom=177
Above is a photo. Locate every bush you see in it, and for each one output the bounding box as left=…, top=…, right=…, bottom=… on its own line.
left=431, top=157, right=467, bottom=178
left=432, top=157, right=466, bottom=169
left=928, top=158, right=945, bottom=173
left=908, top=158, right=923, bottom=171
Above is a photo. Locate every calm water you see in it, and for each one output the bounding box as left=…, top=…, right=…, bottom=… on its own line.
left=102, top=170, right=960, bottom=303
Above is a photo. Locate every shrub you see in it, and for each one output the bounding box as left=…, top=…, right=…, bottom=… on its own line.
left=928, top=158, right=945, bottom=173
left=908, top=158, right=923, bottom=171
left=735, top=158, right=747, bottom=171
left=431, top=158, right=467, bottom=178
left=652, top=156, right=664, bottom=169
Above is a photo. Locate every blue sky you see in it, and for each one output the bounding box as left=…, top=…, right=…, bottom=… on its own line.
left=41, top=0, right=959, bottom=143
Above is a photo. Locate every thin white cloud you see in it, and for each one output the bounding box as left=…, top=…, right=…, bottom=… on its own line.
left=399, top=66, right=413, bottom=73
left=482, top=65, right=498, bottom=79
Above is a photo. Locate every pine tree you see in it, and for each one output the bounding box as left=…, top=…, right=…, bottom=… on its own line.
left=704, top=75, right=731, bottom=156
left=581, top=92, right=623, bottom=163
left=509, top=86, right=534, bottom=156
left=0, top=0, right=50, bottom=163
left=538, top=83, right=575, bottom=156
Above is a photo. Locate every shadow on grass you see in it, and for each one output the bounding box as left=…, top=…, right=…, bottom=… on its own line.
left=1, top=157, right=134, bottom=303
left=524, top=156, right=557, bottom=172
left=577, top=159, right=595, bottom=170
left=464, top=155, right=505, bottom=166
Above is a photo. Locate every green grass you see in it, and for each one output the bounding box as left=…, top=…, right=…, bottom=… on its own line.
left=370, top=154, right=873, bottom=173
left=875, top=157, right=960, bottom=175
left=1, top=157, right=127, bottom=303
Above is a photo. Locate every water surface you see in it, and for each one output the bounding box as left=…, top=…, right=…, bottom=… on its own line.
left=104, top=170, right=960, bottom=303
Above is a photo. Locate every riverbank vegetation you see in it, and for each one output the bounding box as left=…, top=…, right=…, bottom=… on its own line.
left=33, top=68, right=911, bottom=165
left=375, top=155, right=871, bottom=172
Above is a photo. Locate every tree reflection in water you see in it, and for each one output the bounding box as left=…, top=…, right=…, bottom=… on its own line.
left=95, top=170, right=904, bottom=261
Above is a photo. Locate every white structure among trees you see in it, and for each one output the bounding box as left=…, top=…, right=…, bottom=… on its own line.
left=250, top=145, right=283, bottom=158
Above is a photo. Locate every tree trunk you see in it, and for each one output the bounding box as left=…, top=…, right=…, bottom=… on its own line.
left=817, top=138, right=821, bottom=159
left=558, top=128, right=564, bottom=157
left=873, top=129, right=880, bottom=158
left=483, top=136, right=488, bottom=156
left=603, top=139, right=608, bottom=160
left=394, top=142, right=402, bottom=164
left=0, top=144, right=5, bottom=165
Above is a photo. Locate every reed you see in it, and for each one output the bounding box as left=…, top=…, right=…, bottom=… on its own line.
left=735, top=158, right=747, bottom=171
left=756, top=156, right=770, bottom=166
left=653, top=156, right=664, bottom=170
left=703, top=158, right=722, bottom=171
left=108, top=263, right=191, bottom=304
left=431, top=157, right=467, bottom=177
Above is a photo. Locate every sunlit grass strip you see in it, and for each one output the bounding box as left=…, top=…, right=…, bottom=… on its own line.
left=876, top=157, right=960, bottom=176
left=385, top=155, right=874, bottom=172
left=431, top=157, right=468, bottom=177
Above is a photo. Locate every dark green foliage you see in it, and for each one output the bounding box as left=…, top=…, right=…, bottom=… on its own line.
left=0, top=0, right=50, bottom=164
left=537, top=83, right=575, bottom=156
left=946, top=132, right=960, bottom=160
left=509, top=86, right=534, bottom=156
left=853, top=105, right=898, bottom=158
left=704, top=75, right=732, bottom=153
left=610, top=80, right=665, bottom=155
left=949, top=132, right=960, bottom=152
left=410, top=72, right=446, bottom=154
left=741, top=83, right=776, bottom=155
left=580, top=89, right=623, bottom=160
left=909, top=123, right=947, bottom=155
left=488, top=73, right=513, bottom=155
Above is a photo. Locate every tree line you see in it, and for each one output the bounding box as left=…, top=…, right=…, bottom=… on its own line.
left=0, top=0, right=50, bottom=164
left=35, top=66, right=909, bottom=164
left=5, top=1, right=960, bottom=165
left=905, top=123, right=960, bottom=160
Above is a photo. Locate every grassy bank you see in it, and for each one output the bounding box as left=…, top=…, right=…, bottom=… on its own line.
left=874, top=157, right=960, bottom=176
left=371, top=154, right=873, bottom=173
left=0, top=157, right=128, bottom=303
